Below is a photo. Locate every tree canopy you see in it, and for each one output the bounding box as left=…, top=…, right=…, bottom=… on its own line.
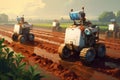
left=98, top=10, right=120, bottom=23
left=116, top=10, right=120, bottom=22
left=0, top=13, right=9, bottom=23
left=98, top=11, right=116, bottom=22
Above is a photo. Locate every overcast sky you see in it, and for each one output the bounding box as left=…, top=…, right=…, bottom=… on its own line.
left=0, top=0, right=120, bottom=20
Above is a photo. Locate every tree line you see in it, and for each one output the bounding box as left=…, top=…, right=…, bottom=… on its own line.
left=0, top=13, right=8, bottom=23
left=98, top=10, right=120, bottom=22
left=1, top=11, right=120, bottom=23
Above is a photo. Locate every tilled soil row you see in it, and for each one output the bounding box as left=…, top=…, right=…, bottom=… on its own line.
left=0, top=26, right=120, bottom=80
left=0, top=29, right=59, bottom=54
left=2, top=36, right=120, bottom=80
left=0, top=25, right=65, bottom=39
left=4, top=39, right=120, bottom=80
left=33, top=28, right=65, bottom=38
left=100, top=38, right=120, bottom=44
left=35, top=39, right=59, bottom=54
left=0, top=26, right=64, bottom=44
left=1, top=28, right=120, bottom=52
left=35, top=34, right=64, bottom=43
left=88, top=56, right=120, bottom=79
left=32, top=29, right=65, bottom=38
left=2, top=38, right=84, bottom=80
left=1, top=25, right=120, bottom=45
left=101, top=39, right=120, bottom=51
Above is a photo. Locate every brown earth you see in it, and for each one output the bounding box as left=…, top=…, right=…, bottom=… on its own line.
left=0, top=25, right=120, bottom=80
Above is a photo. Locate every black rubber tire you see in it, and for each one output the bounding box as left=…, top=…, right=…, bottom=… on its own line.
left=28, top=33, right=34, bottom=42
left=58, top=44, right=71, bottom=59
left=96, top=43, right=106, bottom=58
left=80, top=48, right=96, bottom=63
left=12, top=33, right=18, bottom=41
left=85, top=48, right=96, bottom=62
left=19, top=35, right=26, bottom=44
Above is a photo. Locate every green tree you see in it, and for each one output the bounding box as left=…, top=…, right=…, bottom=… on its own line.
left=98, top=11, right=116, bottom=22
left=0, top=13, right=9, bottom=23
left=116, top=10, right=120, bottom=22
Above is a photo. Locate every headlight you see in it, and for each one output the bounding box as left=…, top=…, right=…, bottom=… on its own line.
left=84, top=28, right=91, bottom=35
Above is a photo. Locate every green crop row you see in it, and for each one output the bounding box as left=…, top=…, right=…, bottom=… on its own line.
left=0, top=38, right=42, bottom=80
left=33, top=23, right=73, bottom=28
left=33, top=23, right=108, bottom=30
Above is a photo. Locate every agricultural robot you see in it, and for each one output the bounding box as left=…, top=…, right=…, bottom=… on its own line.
left=105, top=19, right=120, bottom=38
left=58, top=7, right=106, bottom=63
left=52, top=19, right=62, bottom=32
left=12, top=16, right=34, bottom=43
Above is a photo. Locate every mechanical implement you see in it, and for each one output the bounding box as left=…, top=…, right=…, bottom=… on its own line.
left=12, top=16, right=34, bottom=44
left=58, top=7, right=106, bottom=63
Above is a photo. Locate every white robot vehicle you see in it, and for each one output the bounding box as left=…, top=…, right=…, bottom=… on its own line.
left=12, top=16, right=34, bottom=43
left=105, top=19, right=120, bottom=38
left=58, top=8, right=106, bottom=63
left=52, top=19, right=62, bottom=32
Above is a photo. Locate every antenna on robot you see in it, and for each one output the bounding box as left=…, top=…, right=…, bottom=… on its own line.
left=82, top=7, right=84, bottom=12
left=71, top=9, right=73, bottom=12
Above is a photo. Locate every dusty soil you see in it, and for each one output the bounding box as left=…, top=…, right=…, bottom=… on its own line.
left=0, top=25, right=120, bottom=80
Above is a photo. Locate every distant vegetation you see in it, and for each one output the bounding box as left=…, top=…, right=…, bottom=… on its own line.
left=2, top=10, right=120, bottom=32
left=33, top=22, right=73, bottom=28
left=33, top=22, right=108, bottom=33
left=99, top=10, right=120, bottom=23
left=0, top=13, right=8, bottom=23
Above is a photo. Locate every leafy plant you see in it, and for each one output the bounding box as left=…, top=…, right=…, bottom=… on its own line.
left=0, top=38, right=42, bottom=80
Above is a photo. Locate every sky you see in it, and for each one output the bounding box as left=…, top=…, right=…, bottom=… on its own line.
left=0, top=0, right=120, bottom=20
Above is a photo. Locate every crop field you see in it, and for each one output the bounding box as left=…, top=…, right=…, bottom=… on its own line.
left=33, top=22, right=73, bottom=28
left=33, top=22, right=108, bottom=33
left=0, top=0, right=120, bottom=80
left=34, top=22, right=107, bottom=28
left=0, top=24, right=120, bottom=80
